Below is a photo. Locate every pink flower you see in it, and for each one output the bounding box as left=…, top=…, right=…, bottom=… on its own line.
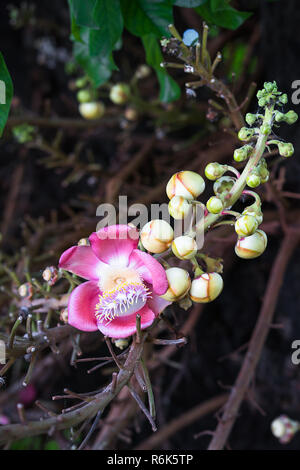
left=59, top=225, right=170, bottom=338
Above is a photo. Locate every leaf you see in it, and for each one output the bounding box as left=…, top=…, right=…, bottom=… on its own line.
left=121, top=0, right=173, bottom=37
left=142, top=34, right=180, bottom=103
left=68, top=0, right=98, bottom=28
left=89, top=0, right=123, bottom=57
left=0, top=52, right=13, bottom=137
left=73, top=29, right=116, bottom=86
left=195, top=1, right=251, bottom=30
left=174, top=0, right=207, bottom=6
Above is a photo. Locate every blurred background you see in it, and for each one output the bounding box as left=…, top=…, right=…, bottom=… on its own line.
left=0, top=0, right=300, bottom=450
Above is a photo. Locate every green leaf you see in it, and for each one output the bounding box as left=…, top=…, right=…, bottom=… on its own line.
left=89, top=0, right=124, bottom=57
left=73, top=29, right=116, bottom=86
left=68, top=0, right=98, bottom=28
left=121, top=0, right=173, bottom=37
left=195, top=1, right=251, bottom=30
left=0, top=52, right=13, bottom=137
left=174, top=0, right=207, bottom=6
left=142, top=34, right=180, bottom=102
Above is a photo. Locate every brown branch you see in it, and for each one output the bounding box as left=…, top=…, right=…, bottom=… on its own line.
left=208, top=230, right=300, bottom=450
left=134, top=394, right=228, bottom=450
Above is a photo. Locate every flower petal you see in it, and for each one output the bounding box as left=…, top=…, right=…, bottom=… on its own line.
left=147, top=293, right=171, bottom=315
left=68, top=281, right=99, bottom=332
left=59, top=246, right=105, bottom=281
left=97, top=304, right=155, bottom=338
left=128, top=249, right=168, bottom=295
left=89, top=225, right=139, bottom=267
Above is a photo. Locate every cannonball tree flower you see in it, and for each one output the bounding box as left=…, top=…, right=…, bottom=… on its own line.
left=59, top=225, right=170, bottom=338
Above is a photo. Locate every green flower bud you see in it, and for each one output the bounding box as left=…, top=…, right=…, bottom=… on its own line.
left=260, top=123, right=271, bottom=135
left=258, top=98, right=266, bottom=107
left=259, top=166, right=269, bottom=183
left=245, top=113, right=257, bottom=126
left=75, top=77, right=89, bottom=88
left=77, top=89, right=93, bottom=103
left=278, top=142, right=294, bottom=157
left=114, top=339, right=129, bottom=350
left=109, top=83, right=130, bottom=105
left=238, top=127, right=255, bottom=141
left=279, top=94, right=288, bottom=105
left=242, top=205, right=263, bottom=225
left=168, top=195, right=191, bottom=220
left=233, top=144, right=253, bottom=162
left=274, top=111, right=285, bottom=123
left=79, top=102, right=105, bottom=120
left=172, top=235, right=197, bottom=260
left=235, top=229, right=267, bottom=259
left=246, top=172, right=261, bottom=188
left=235, top=215, right=258, bottom=237
left=256, top=90, right=264, bottom=99
left=206, top=196, right=223, bottom=214
left=284, top=110, right=298, bottom=124
left=190, top=272, right=223, bottom=303
left=204, top=162, right=225, bottom=181
left=213, top=176, right=235, bottom=200
left=264, top=81, right=277, bottom=93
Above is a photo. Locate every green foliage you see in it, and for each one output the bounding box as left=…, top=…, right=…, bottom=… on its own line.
left=9, top=436, right=60, bottom=450
left=67, top=0, right=251, bottom=102
left=0, top=52, right=13, bottom=137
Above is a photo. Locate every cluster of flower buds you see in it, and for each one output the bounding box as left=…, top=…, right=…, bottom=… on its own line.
left=75, top=77, right=106, bottom=120
left=271, top=415, right=300, bottom=444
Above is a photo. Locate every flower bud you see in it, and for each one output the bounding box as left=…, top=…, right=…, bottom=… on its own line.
left=161, top=267, right=191, bottom=301
left=190, top=272, right=223, bottom=303
left=213, top=176, right=235, bottom=200
left=172, top=236, right=197, bottom=260
left=246, top=172, right=261, bottom=188
left=245, top=113, right=257, bottom=126
left=168, top=195, right=191, bottom=220
left=204, top=162, right=225, bottom=181
left=260, top=123, right=271, bottom=135
left=259, top=166, right=269, bottom=183
left=235, top=229, right=267, bottom=259
left=79, top=102, right=105, bottom=120
left=135, top=65, right=151, bottom=79
left=42, top=266, right=58, bottom=286
left=238, top=127, right=255, bottom=141
left=140, top=220, right=174, bottom=253
left=114, top=338, right=129, bottom=350
left=78, top=238, right=91, bottom=246
left=124, top=107, right=138, bottom=121
left=77, top=89, right=94, bottom=103
left=109, top=83, right=130, bottom=104
left=60, top=307, right=68, bottom=324
left=235, top=215, right=258, bottom=237
left=18, top=283, right=33, bottom=300
left=242, top=204, right=263, bottom=225
left=206, top=196, right=223, bottom=214
left=271, top=415, right=300, bottom=444
left=278, top=142, right=294, bottom=157
left=233, top=144, right=253, bottom=162
left=279, top=93, right=288, bottom=105
left=166, top=171, right=205, bottom=200
left=284, top=110, right=298, bottom=124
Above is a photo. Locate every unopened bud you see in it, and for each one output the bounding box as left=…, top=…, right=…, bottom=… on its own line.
left=79, top=102, right=105, bottom=120
left=271, top=415, right=300, bottom=444
left=242, top=204, right=263, bottom=225
left=168, top=196, right=191, bottom=220
left=235, top=215, right=258, bottom=237
left=42, top=266, right=58, bottom=286
left=18, top=283, right=33, bottom=299
left=140, top=220, right=174, bottom=253
left=114, top=338, right=129, bottom=350
left=245, top=113, right=257, bottom=126
left=166, top=171, right=205, bottom=200
left=235, top=229, right=267, bottom=259
left=238, top=127, right=255, bottom=141
left=78, top=238, right=91, bottom=246
left=206, top=196, right=223, bottom=214
left=213, top=176, right=235, bottom=200
left=172, top=236, right=197, bottom=260
left=124, top=107, right=138, bottom=121
left=278, top=142, right=294, bottom=157
left=135, top=65, right=151, bottom=79
left=60, top=308, right=68, bottom=324
left=204, top=162, right=225, bottom=181
left=161, top=267, right=191, bottom=301
left=260, top=123, right=271, bottom=135
left=77, top=89, right=94, bottom=103
left=190, top=272, right=223, bottom=303
left=233, top=144, right=253, bottom=162
left=109, top=83, right=130, bottom=105
left=246, top=172, right=261, bottom=188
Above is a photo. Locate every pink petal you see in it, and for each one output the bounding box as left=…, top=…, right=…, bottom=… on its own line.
left=89, top=225, right=139, bottom=267
left=97, top=304, right=155, bottom=338
left=147, top=293, right=171, bottom=315
left=128, top=249, right=168, bottom=295
left=59, top=246, right=105, bottom=280
left=68, top=281, right=99, bottom=332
